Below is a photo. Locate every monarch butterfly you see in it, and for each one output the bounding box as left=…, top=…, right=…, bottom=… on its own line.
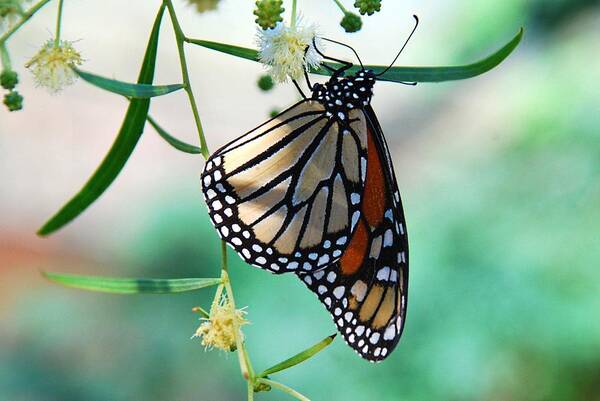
left=201, top=17, right=419, bottom=362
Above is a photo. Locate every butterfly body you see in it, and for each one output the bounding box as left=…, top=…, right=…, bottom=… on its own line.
left=201, top=66, right=408, bottom=362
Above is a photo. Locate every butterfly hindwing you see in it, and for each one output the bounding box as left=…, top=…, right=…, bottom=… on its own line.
left=201, top=100, right=368, bottom=274
left=297, top=107, right=409, bottom=362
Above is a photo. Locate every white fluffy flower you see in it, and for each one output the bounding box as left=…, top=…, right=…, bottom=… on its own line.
left=257, top=20, right=323, bottom=83
left=25, top=39, right=83, bottom=94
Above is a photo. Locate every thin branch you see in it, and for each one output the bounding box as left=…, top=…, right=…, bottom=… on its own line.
left=54, top=0, right=64, bottom=45
left=163, top=0, right=210, bottom=159
left=256, top=378, right=311, bottom=401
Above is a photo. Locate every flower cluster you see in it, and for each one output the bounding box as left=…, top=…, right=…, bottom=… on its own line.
left=253, top=0, right=285, bottom=30
left=0, top=0, right=25, bottom=30
left=257, top=20, right=322, bottom=83
left=354, top=0, right=382, bottom=16
left=193, top=292, right=248, bottom=352
left=340, top=11, right=362, bottom=33
left=26, top=39, right=83, bottom=94
left=186, top=0, right=220, bottom=14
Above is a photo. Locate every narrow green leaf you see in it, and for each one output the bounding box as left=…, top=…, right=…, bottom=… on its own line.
left=147, top=115, right=202, bottom=154
left=187, top=28, right=523, bottom=83
left=38, top=5, right=166, bottom=236
left=43, top=272, right=222, bottom=294
left=75, top=68, right=184, bottom=98
left=257, top=334, right=336, bottom=378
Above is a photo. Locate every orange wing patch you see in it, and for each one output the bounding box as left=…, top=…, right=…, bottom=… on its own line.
left=340, top=219, right=369, bottom=275
left=362, top=127, right=386, bottom=228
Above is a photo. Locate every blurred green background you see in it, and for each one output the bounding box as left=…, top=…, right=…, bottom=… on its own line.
left=1, top=0, right=599, bottom=400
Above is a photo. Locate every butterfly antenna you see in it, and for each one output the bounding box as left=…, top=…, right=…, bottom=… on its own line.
left=320, top=37, right=364, bottom=70
left=376, top=15, right=419, bottom=77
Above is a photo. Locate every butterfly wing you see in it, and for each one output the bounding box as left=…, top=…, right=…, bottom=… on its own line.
left=297, top=106, right=409, bottom=361
left=202, top=100, right=368, bottom=273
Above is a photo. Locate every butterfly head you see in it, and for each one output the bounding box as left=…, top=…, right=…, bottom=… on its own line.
left=311, top=69, right=375, bottom=121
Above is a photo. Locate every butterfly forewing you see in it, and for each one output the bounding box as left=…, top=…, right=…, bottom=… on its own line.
left=202, top=100, right=368, bottom=273
left=297, top=108, right=408, bottom=362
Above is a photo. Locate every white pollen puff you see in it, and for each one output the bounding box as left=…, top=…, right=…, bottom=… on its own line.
left=327, top=271, right=336, bottom=283
left=369, top=333, right=380, bottom=344
left=351, top=281, right=368, bottom=302
left=383, top=229, right=393, bottom=247
left=333, top=286, right=345, bottom=299
left=376, top=266, right=391, bottom=281
left=384, top=325, right=396, bottom=340
left=317, top=285, right=327, bottom=294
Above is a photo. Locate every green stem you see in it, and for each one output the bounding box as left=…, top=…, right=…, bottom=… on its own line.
left=0, top=44, right=11, bottom=70
left=332, top=0, right=347, bottom=13
left=163, top=0, right=210, bottom=159
left=0, top=0, right=53, bottom=45
left=290, top=0, right=298, bottom=27
left=247, top=381, right=255, bottom=401
left=54, top=0, right=64, bottom=46
left=256, top=378, right=311, bottom=401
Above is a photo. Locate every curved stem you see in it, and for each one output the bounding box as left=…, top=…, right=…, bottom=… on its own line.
left=163, top=0, right=210, bottom=159
left=54, top=0, right=64, bottom=46
left=332, top=0, right=347, bottom=13
left=0, top=44, right=11, bottom=70
left=0, top=0, right=52, bottom=45
left=256, top=378, right=311, bottom=401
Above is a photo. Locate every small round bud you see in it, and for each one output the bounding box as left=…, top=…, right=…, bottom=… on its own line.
left=353, top=0, right=382, bottom=15
left=257, top=74, right=274, bottom=91
left=3, top=90, right=23, bottom=112
left=1, top=70, right=19, bottom=90
left=269, top=108, right=280, bottom=118
left=186, top=0, right=220, bottom=13
left=254, top=0, right=284, bottom=30
left=340, top=12, right=362, bottom=33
